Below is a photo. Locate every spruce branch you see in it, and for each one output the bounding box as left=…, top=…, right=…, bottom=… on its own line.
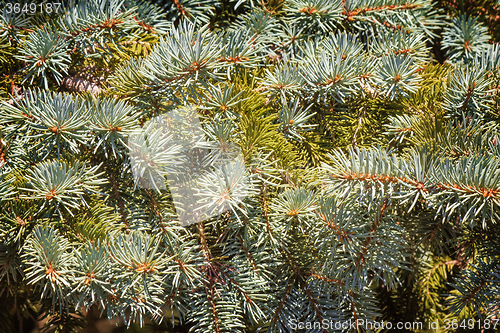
left=15, top=27, right=71, bottom=89
left=20, top=160, right=107, bottom=216
left=284, top=0, right=342, bottom=33
left=442, top=14, right=490, bottom=63
left=375, top=54, right=422, bottom=100
left=2, top=0, right=500, bottom=330
left=87, top=96, right=141, bottom=158
left=277, top=98, right=317, bottom=141
left=22, top=226, right=74, bottom=312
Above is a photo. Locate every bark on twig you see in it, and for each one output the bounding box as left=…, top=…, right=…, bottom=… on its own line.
left=61, top=76, right=102, bottom=94
left=6, top=94, right=23, bottom=105
left=4, top=75, right=102, bottom=105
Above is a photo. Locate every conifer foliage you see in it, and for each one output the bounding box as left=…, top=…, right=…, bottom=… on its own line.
left=1, top=0, right=500, bottom=332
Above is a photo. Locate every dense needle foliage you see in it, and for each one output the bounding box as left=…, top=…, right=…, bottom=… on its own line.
left=1, top=0, right=500, bottom=332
